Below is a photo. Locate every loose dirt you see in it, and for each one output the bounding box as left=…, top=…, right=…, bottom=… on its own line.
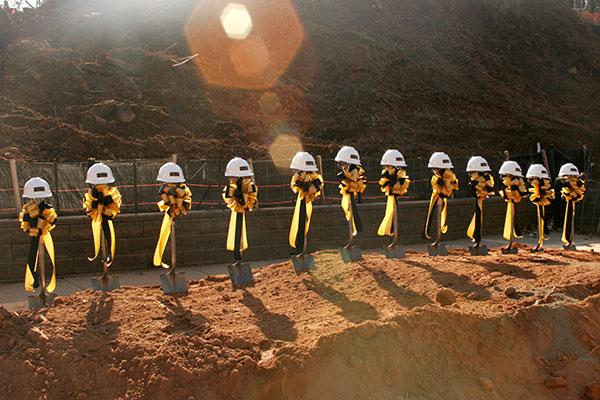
left=1, top=0, right=600, bottom=161
left=1, top=247, right=600, bottom=399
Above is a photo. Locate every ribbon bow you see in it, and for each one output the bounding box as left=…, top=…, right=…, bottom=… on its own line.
left=83, top=185, right=121, bottom=266
left=338, top=164, right=367, bottom=236
left=499, top=175, right=527, bottom=241
left=289, top=171, right=322, bottom=252
left=558, top=175, right=586, bottom=245
left=378, top=167, right=410, bottom=237
left=19, top=200, right=57, bottom=293
left=223, top=177, right=258, bottom=260
left=424, top=169, right=458, bottom=240
left=467, top=172, right=495, bottom=243
left=153, top=183, right=192, bottom=269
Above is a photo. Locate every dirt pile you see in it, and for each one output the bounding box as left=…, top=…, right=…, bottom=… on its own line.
left=1, top=248, right=600, bottom=399
left=1, top=0, right=600, bottom=161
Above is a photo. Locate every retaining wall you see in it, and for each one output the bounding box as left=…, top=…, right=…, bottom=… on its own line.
left=0, top=198, right=536, bottom=282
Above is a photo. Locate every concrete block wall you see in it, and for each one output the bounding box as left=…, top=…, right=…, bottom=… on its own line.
left=0, top=198, right=536, bottom=282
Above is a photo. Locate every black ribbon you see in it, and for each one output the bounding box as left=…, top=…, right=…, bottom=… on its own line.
left=233, top=211, right=243, bottom=261
left=350, top=195, right=363, bottom=234
left=473, top=199, right=482, bottom=243
left=294, top=200, right=307, bottom=256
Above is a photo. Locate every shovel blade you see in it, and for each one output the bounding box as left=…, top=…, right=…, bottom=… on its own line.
left=292, top=254, right=316, bottom=273
left=91, top=275, right=121, bottom=292
left=427, top=243, right=448, bottom=257
left=27, top=292, right=56, bottom=310
left=501, top=247, right=519, bottom=255
left=228, top=262, right=254, bottom=290
left=340, top=246, right=363, bottom=263
left=385, top=245, right=405, bottom=259
left=160, top=271, right=189, bottom=295
left=563, top=244, right=577, bottom=251
left=469, top=245, right=489, bottom=256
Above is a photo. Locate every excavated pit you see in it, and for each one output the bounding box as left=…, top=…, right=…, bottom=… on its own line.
left=1, top=248, right=600, bottom=399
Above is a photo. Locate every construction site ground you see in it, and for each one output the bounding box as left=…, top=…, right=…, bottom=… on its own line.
left=1, top=234, right=600, bottom=399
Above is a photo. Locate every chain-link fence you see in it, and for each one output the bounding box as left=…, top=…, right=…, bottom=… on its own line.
left=1, top=148, right=597, bottom=233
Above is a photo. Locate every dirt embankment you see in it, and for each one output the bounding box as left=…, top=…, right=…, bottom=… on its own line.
left=1, top=248, right=600, bottom=399
left=1, top=0, right=600, bottom=161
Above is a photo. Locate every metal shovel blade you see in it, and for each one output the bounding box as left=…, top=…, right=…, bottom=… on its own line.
left=291, top=254, right=316, bottom=273
left=228, top=262, right=254, bottom=290
left=563, top=244, right=577, bottom=251
left=160, top=270, right=189, bottom=295
left=385, top=245, right=405, bottom=259
left=340, top=245, right=363, bottom=263
left=469, top=245, right=489, bottom=256
left=27, top=292, right=56, bottom=310
left=91, top=274, right=121, bottom=292
left=501, top=247, right=519, bottom=255
left=427, top=243, right=449, bottom=257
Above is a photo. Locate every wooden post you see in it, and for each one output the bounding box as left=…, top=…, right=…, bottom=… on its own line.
left=9, top=159, right=21, bottom=215
left=503, top=150, right=510, bottom=161
left=541, top=149, right=551, bottom=177
left=132, top=159, right=139, bottom=214
left=53, top=162, right=60, bottom=212
left=316, top=155, right=326, bottom=205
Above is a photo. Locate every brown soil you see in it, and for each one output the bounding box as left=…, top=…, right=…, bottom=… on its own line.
left=1, top=247, right=600, bottom=399
left=1, top=0, right=600, bottom=161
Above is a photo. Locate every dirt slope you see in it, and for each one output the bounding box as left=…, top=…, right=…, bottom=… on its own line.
left=1, top=0, right=600, bottom=161
left=1, top=248, right=600, bottom=399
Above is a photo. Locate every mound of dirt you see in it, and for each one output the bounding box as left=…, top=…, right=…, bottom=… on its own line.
left=1, top=248, right=600, bottom=399
left=1, top=0, right=600, bottom=161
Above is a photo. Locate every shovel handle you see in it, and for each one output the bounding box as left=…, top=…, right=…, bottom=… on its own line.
left=38, top=236, right=46, bottom=292
left=170, top=219, right=176, bottom=272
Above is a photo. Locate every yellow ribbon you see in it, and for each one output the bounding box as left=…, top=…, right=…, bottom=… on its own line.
left=528, top=177, right=555, bottom=248
left=466, top=172, right=494, bottom=241
left=289, top=172, right=322, bottom=249
left=378, top=167, right=410, bottom=237
left=559, top=175, right=585, bottom=244
left=83, top=185, right=121, bottom=266
left=153, top=183, right=192, bottom=269
left=223, top=177, right=258, bottom=255
left=500, top=175, right=527, bottom=241
left=424, top=169, right=458, bottom=240
left=19, top=201, right=57, bottom=293
left=339, top=165, right=367, bottom=237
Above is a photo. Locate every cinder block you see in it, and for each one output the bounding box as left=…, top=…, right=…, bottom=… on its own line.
left=125, top=237, right=157, bottom=253
left=111, top=253, right=149, bottom=271
left=69, top=224, right=93, bottom=241
left=0, top=245, right=12, bottom=263
left=116, top=222, right=144, bottom=238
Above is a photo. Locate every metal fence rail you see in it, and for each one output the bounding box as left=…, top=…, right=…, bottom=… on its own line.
left=1, top=148, right=597, bottom=233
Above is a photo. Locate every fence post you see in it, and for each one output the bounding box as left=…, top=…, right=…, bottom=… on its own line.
left=317, top=155, right=326, bottom=205
left=133, top=160, right=139, bottom=214
left=9, top=159, right=21, bottom=216
left=53, top=162, right=60, bottom=212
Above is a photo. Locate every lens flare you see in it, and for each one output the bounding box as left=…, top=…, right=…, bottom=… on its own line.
left=184, top=0, right=305, bottom=89
left=269, top=133, right=303, bottom=171
left=220, top=3, right=253, bottom=40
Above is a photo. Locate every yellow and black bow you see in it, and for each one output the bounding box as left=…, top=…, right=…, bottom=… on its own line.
left=289, top=171, right=322, bottom=254
left=378, top=167, right=410, bottom=237
left=223, top=177, right=258, bottom=261
left=528, top=177, right=555, bottom=248
left=467, top=172, right=495, bottom=243
left=19, top=200, right=57, bottom=293
left=338, top=164, right=367, bottom=236
left=83, top=185, right=121, bottom=266
left=424, top=169, right=458, bottom=240
left=499, top=175, right=527, bottom=241
left=558, top=175, right=586, bottom=244
left=153, top=183, right=192, bottom=269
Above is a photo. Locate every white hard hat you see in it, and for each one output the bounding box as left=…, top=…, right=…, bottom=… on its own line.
left=499, top=160, right=523, bottom=177
left=335, top=146, right=361, bottom=165
left=380, top=149, right=407, bottom=167
left=157, top=162, right=185, bottom=183
left=290, top=152, right=318, bottom=172
left=428, top=152, right=453, bottom=169
left=558, top=163, right=580, bottom=177
left=86, top=162, right=115, bottom=185
left=466, top=156, right=491, bottom=172
left=23, top=177, right=52, bottom=199
left=225, top=157, right=253, bottom=177
left=526, top=164, right=550, bottom=179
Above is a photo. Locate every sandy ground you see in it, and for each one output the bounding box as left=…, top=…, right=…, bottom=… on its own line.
left=1, top=241, right=600, bottom=399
